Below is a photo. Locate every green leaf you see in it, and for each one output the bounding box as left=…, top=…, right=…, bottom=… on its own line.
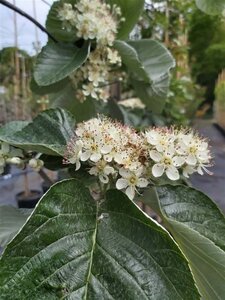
left=107, top=0, right=145, bottom=39
left=0, top=121, right=29, bottom=138
left=34, top=42, right=90, bottom=86
left=196, top=0, right=225, bottom=15
left=131, top=75, right=170, bottom=113
left=30, top=77, right=69, bottom=96
left=46, top=0, right=78, bottom=43
left=115, top=39, right=175, bottom=112
left=0, top=179, right=199, bottom=299
left=143, top=185, right=225, bottom=299
left=49, top=82, right=96, bottom=122
left=0, top=206, right=32, bottom=249
left=115, top=39, right=175, bottom=82
left=0, top=108, right=75, bottom=156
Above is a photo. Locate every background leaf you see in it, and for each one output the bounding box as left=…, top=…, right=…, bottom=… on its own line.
left=107, top=0, right=144, bottom=39
left=143, top=185, right=225, bottom=300
left=0, top=206, right=32, bottom=250
left=0, top=179, right=199, bottom=299
left=196, top=0, right=225, bottom=15
left=34, top=42, right=90, bottom=86
left=0, top=108, right=75, bottom=156
left=115, top=39, right=175, bottom=113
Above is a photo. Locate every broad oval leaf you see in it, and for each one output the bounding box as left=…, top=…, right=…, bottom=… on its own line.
left=0, top=179, right=199, bottom=299
left=107, top=0, right=144, bottom=40
left=143, top=185, right=225, bottom=300
left=34, top=42, right=90, bottom=86
left=0, top=108, right=75, bottom=156
left=196, top=0, right=225, bottom=15
left=115, top=39, right=175, bottom=113
left=131, top=75, right=170, bottom=114
left=115, top=39, right=175, bottom=83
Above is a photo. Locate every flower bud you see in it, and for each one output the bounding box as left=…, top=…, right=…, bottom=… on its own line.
left=29, top=159, right=44, bottom=171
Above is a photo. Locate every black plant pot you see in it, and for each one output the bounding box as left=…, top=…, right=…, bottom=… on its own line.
left=16, top=190, right=42, bottom=208
left=2, top=164, right=11, bottom=176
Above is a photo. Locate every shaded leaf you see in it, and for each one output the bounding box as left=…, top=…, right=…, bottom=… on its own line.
left=115, top=39, right=175, bottom=112
left=196, top=0, right=225, bottom=15
left=30, top=77, right=69, bottom=96
left=49, top=83, right=96, bottom=122
left=0, top=206, right=32, bottom=249
left=143, top=185, right=225, bottom=300
left=131, top=75, right=170, bottom=113
left=0, top=179, right=199, bottom=299
left=107, top=0, right=145, bottom=39
left=0, top=108, right=75, bottom=156
left=34, top=42, right=90, bottom=86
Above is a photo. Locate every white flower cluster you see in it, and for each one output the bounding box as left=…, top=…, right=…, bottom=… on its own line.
left=64, top=118, right=212, bottom=200
left=58, top=0, right=123, bottom=102
left=70, top=46, right=121, bottom=102
left=145, top=127, right=212, bottom=180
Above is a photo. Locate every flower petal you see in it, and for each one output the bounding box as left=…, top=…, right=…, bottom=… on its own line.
left=137, top=178, right=148, bottom=188
left=125, top=186, right=135, bottom=200
left=99, top=174, right=109, bottom=184
left=116, top=178, right=129, bottom=190
left=150, top=150, right=162, bottom=162
left=166, top=166, right=179, bottom=181
left=172, top=156, right=185, bottom=167
left=75, top=160, right=81, bottom=171
left=186, top=153, right=197, bottom=166
left=80, top=150, right=91, bottom=161
left=90, top=152, right=101, bottom=162
left=119, top=168, right=131, bottom=178
left=152, top=163, right=165, bottom=177
left=183, top=165, right=195, bottom=178
left=101, top=145, right=112, bottom=154
left=104, top=165, right=114, bottom=175
left=89, top=166, right=98, bottom=176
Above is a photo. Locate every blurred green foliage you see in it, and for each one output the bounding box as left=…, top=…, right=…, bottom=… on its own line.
left=189, top=9, right=225, bottom=102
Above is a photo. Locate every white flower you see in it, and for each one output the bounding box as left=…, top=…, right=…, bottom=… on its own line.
left=145, top=129, right=175, bottom=152
left=177, top=133, right=209, bottom=166
left=64, top=140, right=83, bottom=171
left=89, top=160, right=115, bottom=183
left=82, top=83, right=98, bottom=99
left=182, top=165, right=195, bottom=178
left=116, top=168, right=148, bottom=200
left=150, top=147, right=184, bottom=181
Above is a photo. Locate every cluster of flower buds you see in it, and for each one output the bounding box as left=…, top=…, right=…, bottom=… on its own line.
left=0, top=142, right=24, bottom=174
left=70, top=46, right=121, bottom=102
left=28, top=158, right=44, bottom=171
left=58, top=0, right=123, bottom=102
left=64, top=117, right=212, bottom=200
left=0, top=141, right=44, bottom=175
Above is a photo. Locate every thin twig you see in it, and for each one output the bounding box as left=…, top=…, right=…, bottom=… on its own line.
left=0, top=0, right=58, bottom=43
left=38, top=168, right=54, bottom=186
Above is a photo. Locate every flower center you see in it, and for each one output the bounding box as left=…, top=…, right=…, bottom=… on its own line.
left=189, top=146, right=197, bottom=154
left=164, top=157, right=171, bottom=165
left=129, top=176, right=137, bottom=185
